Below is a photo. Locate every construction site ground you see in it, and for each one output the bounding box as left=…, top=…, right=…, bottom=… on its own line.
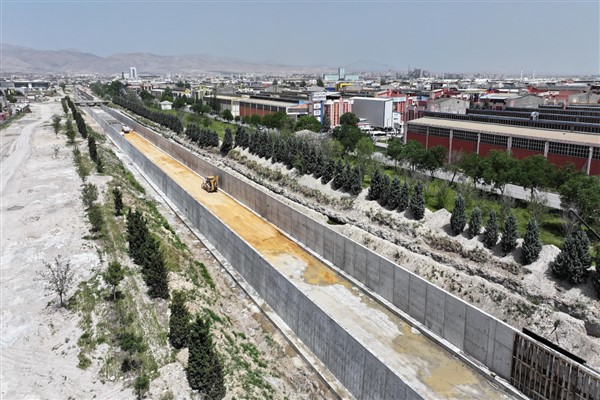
left=122, top=130, right=515, bottom=400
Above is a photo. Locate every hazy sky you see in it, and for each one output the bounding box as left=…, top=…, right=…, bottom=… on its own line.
left=2, top=0, right=599, bottom=75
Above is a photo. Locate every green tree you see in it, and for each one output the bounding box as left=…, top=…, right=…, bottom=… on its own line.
left=450, top=195, right=467, bottom=235
left=355, top=137, right=374, bottom=173
left=398, top=181, right=410, bottom=212
left=173, top=96, right=187, bottom=110
left=552, top=232, right=589, bottom=284
left=339, top=112, right=359, bottom=126
left=316, top=77, right=324, bottom=87
left=220, top=128, right=233, bottom=156
left=419, top=145, right=446, bottom=178
left=559, top=175, right=600, bottom=229
left=104, top=260, right=125, bottom=300
left=65, top=116, right=76, bottom=144
left=139, top=90, right=154, bottom=103
left=350, top=166, right=363, bottom=196
left=410, top=181, right=425, bottom=220
left=113, top=187, right=123, bottom=216
left=161, top=87, right=174, bottom=102
left=386, top=139, right=404, bottom=170
left=192, top=103, right=211, bottom=115
left=81, top=183, right=99, bottom=209
left=483, top=210, right=498, bottom=249
left=187, top=316, right=226, bottom=400
left=481, top=150, right=518, bottom=195
left=368, top=168, right=383, bottom=201
left=321, top=115, right=331, bottom=131
left=320, top=159, right=335, bottom=184
left=169, top=291, right=191, bottom=349
left=332, top=124, right=363, bottom=155
left=521, top=219, right=542, bottom=265
left=459, top=152, right=485, bottom=185
left=51, top=115, right=61, bottom=135
left=500, top=213, right=519, bottom=256
left=88, top=135, right=98, bottom=163
left=516, top=155, right=553, bottom=196
left=295, top=115, right=321, bottom=132
left=468, top=207, right=482, bottom=239
left=88, top=205, right=104, bottom=234
left=220, top=109, right=234, bottom=122
left=387, top=177, right=401, bottom=210
left=379, top=174, right=392, bottom=207
left=403, top=140, right=426, bottom=171
left=142, top=235, right=170, bottom=299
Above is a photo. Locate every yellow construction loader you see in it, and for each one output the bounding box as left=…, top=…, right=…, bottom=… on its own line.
left=201, top=175, right=219, bottom=192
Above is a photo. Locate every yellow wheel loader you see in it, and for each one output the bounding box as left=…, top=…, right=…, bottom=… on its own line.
left=201, top=175, right=219, bottom=192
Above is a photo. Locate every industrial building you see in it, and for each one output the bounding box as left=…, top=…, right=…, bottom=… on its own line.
left=351, top=97, right=394, bottom=130
left=406, top=117, right=600, bottom=175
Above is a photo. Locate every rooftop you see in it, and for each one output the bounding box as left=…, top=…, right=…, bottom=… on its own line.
left=239, top=98, right=297, bottom=108
left=409, top=117, right=600, bottom=147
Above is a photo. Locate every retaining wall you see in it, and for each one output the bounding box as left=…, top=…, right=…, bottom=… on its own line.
left=89, top=107, right=423, bottom=400
left=100, top=105, right=516, bottom=380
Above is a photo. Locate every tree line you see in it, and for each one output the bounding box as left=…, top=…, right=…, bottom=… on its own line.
left=113, top=96, right=183, bottom=134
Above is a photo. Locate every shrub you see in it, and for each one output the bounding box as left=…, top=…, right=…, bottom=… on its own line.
left=81, top=183, right=99, bottom=209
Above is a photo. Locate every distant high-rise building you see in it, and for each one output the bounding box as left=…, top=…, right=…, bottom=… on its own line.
left=130, top=67, right=137, bottom=79
left=338, top=67, right=346, bottom=79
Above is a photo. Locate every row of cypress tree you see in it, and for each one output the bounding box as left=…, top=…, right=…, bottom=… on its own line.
left=65, top=96, right=88, bottom=138
left=125, top=209, right=169, bottom=299
left=114, top=96, right=183, bottom=133
left=368, top=169, right=425, bottom=219
left=169, top=291, right=225, bottom=399
left=449, top=196, right=543, bottom=264
left=184, top=123, right=219, bottom=148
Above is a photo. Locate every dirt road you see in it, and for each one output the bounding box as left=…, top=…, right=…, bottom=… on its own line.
left=0, top=101, right=126, bottom=399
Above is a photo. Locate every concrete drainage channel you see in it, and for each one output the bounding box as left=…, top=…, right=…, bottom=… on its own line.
left=88, top=104, right=525, bottom=399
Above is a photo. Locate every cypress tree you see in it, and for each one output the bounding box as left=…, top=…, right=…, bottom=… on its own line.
left=410, top=181, right=425, bottom=220
left=500, top=213, right=519, bottom=256
left=169, top=291, right=191, bottom=349
left=342, top=164, right=353, bottom=192
left=320, top=159, right=335, bottom=185
left=350, top=166, right=363, bottom=196
left=142, top=235, right=169, bottom=299
left=113, top=187, right=123, bottom=216
left=220, top=128, right=233, bottom=156
left=187, top=316, right=226, bottom=400
left=332, top=160, right=345, bottom=190
left=468, top=207, right=482, bottom=239
left=521, top=218, right=542, bottom=265
left=552, top=233, right=583, bottom=283
left=398, top=181, right=410, bottom=212
left=483, top=210, right=498, bottom=249
left=450, top=195, right=467, bottom=235
left=126, top=209, right=149, bottom=265
left=575, top=230, right=592, bottom=270
left=88, top=136, right=98, bottom=163
left=386, top=177, right=401, bottom=210
left=379, top=174, right=391, bottom=207
left=368, top=168, right=382, bottom=201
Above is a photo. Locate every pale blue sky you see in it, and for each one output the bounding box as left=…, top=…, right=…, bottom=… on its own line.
left=2, top=0, right=599, bottom=75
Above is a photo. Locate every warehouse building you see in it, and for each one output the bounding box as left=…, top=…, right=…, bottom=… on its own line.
left=406, top=117, right=600, bottom=175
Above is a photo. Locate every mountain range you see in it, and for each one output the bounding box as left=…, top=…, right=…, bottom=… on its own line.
left=1, top=44, right=331, bottom=75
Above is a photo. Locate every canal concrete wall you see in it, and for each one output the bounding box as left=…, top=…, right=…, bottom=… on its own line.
left=89, top=107, right=423, bottom=400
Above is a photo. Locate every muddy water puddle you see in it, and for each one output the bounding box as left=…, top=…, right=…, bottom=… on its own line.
left=125, top=132, right=511, bottom=399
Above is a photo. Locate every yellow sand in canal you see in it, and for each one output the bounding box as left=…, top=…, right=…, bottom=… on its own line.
left=125, top=131, right=512, bottom=399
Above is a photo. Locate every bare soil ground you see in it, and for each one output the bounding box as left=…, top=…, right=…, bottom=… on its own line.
left=1, top=101, right=333, bottom=400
